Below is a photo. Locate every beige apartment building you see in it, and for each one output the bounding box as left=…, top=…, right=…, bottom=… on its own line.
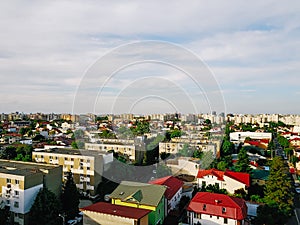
left=32, top=149, right=113, bottom=196
left=85, top=142, right=137, bottom=161
left=0, top=160, right=62, bottom=225
left=159, top=141, right=217, bottom=157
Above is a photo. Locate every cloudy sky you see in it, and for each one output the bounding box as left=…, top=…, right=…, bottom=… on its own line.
left=0, top=1, right=300, bottom=115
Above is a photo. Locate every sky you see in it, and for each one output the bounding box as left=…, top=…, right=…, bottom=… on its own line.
left=0, top=1, right=300, bottom=115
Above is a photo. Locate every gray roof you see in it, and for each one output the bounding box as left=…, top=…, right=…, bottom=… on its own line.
left=0, top=159, right=60, bottom=176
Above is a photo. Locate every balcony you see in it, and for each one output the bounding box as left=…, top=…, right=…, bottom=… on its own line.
left=86, top=185, right=94, bottom=191
left=76, top=184, right=83, bottom=189
left=64, top=161, right=74, bottom=166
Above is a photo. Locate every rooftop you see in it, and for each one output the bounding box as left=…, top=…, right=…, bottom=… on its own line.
left=0, top=159, right=60, bottom=176
left=149, top=176, right=184, bottom=200
left=187, top=192, right=247, bottom=220
left=33, top=148, right=111, bottom=157
left=81, top=202, right=151, bottom=220
left=110, top=181, right=167, bottom=207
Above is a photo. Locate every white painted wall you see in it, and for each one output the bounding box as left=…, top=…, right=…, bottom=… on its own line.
left=188, top=211, right=241, bottom=225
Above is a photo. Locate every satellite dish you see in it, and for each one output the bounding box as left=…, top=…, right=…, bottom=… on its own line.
left=104, top=194, right=111, bottom=202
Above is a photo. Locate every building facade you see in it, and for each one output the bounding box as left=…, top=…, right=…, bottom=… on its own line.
left=32, top=149, right=113, bottom=196
left=0, top=160, right=62, bottom=225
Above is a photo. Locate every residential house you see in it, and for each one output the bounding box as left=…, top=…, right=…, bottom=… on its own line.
left=197, top=169, right=250, bottom=194
left=149, top=176, right=183, bottom=215
left=110, top=181, right=167, bottom=225
left=80, top=202, right=151, bottom=225
left=187, top=192, right=248, bottom=225
left=0, top=160, right=62, bottom=225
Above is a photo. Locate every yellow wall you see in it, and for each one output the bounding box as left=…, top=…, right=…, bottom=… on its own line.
left=112, top=199, right=156, bottom=211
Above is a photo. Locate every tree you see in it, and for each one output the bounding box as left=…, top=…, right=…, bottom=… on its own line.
left=217, top=161, right=229, bottom=171
left=0, top=206, right=9, bottom=225
left=221, top=139, right=235, bottom=156
left=202, top=184, right=227, bottom=194
left=277, top=135, right=289, bottom=149
left=170, top=129, right=182, bottom=138
left=61, top=171, right=80, bottom=220
left=29, top=187, right=61, bottom=225
left=255, top=203, right=287, bottom=225
left=290, top=155, right=299, bottom=167
left=264, top=157, right=293, bottom=220
left=72, top=129, right=84, bottom=140
left=235, top=147, right=251, bottom=173
left=193, top=150, right=203, bottom=159
left=160, top=152, right=170, bottom=161
left=0, top=146, right=17, bottom=160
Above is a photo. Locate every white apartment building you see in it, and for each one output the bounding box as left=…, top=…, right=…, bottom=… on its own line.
left=0, top=160, right=62, bottom=225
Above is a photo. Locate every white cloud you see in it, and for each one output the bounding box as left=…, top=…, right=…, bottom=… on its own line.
left=0, top=0, right=300, bottom=113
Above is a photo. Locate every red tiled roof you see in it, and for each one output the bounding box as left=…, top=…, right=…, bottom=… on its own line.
left=290, top=138, right=300, bottom=142
left=187, top=192, right=247, bottom=220
left=224, top=170, right=250, bottom=187
left=197, top=169, right=225, bottom=181
left=197, top=169, right=250, bottom=187
left=4, top=133, right=22, bottom=137
left=149, top=176, right=184, bottom=200
left=81, top=202, right=151, bottom=220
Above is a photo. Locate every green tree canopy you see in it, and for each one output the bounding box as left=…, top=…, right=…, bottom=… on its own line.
left=264, top=156, right=294, bottom=219
left=29, top=187, right=61, bottom=225
left=61, top=171, right=80, bottom=220
left=221, top=139, right=235, bottom=156
left=234, top=147, right=251, bottom=173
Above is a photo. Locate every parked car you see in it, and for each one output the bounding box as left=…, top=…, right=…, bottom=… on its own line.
left=67, top=219, right=77, bottom=225
left=295, top=187, right=300, bottom=194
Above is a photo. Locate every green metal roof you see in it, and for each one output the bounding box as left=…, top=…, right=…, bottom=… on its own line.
left=110, top=181, right=167, bottom=207
left=251, top=169, right=270, bottom=181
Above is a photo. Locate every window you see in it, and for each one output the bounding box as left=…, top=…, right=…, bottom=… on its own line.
left=64, top=157, right=67, bottom=160
left=194, top=213, right=201, bottom=219
left=203, top=204, right=206, bottom=210
left=15, top=180, right=20, bottom=185
left=210, top=215, right=212, bottom=218
left=222, top=207, right=226, bottom=213
left=14, top=191, right=19, bottom=196
left=70, top=165, right=73, bottom=169
left=224, top=218, right=228, bottom=224
left=202, top=181, right=206, bottom=187
left=71, top=158, right=74, bottom=161
left=14, top=201, right=19, bottom=208
left=41, top=155, right=44, bottom=158
left=217, top=216, right=219, bottom=220
left=87, top=167, right=90, bottom=170
left=7, top=178, right=11, bottom=183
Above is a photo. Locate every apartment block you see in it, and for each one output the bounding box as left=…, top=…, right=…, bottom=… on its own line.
left=0, top=160, right=62, bottom=225
left=32, top=149, right=113, bottom=196
left=85, top=142, right=137, bottom=161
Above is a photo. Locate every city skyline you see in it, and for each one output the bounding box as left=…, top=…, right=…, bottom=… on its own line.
left=0, top=1, right=300, bottom=114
